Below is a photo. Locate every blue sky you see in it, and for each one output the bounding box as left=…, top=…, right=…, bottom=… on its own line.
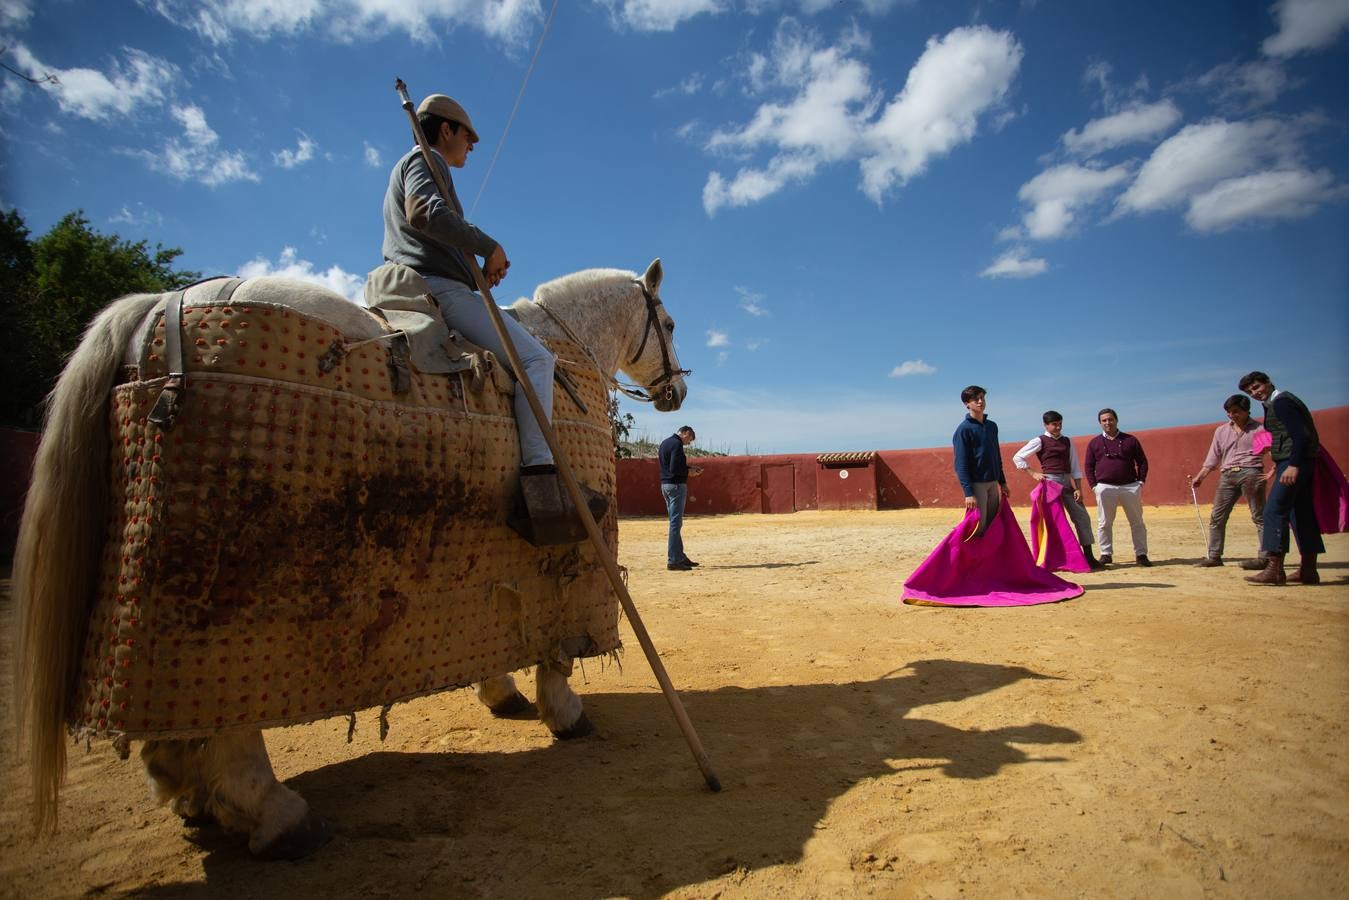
left=2, top=0, right=1347, bottom=454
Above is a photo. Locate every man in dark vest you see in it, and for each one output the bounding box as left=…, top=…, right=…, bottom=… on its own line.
left=1239, top=371, right=1323, bottom=585
left=1013, top=410, right=1104, bottom=569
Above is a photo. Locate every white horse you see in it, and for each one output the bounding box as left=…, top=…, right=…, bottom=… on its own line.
left=13, top=259, right=687, bottom=858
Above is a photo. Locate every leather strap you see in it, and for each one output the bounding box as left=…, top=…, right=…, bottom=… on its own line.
left=162, top=290, right=186, bottom=378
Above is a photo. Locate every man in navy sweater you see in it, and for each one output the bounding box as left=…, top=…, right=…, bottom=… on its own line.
left=659, top=426, right=702, bottom=571
left=953, top=386, right=1009, bottom=536
left=1240, top=371, right=1323, bottom=585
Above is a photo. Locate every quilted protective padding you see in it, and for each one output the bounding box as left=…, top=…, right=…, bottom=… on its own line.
left=76, top=298, right=620, bottom=739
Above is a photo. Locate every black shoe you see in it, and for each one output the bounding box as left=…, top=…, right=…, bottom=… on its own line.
left=1195, top=557, right=1223, bottom=568
left=1239, top=557, right=1267, bottom=571
left=1082, top=547, right=1105, bottom=571
left=1099, top=554, right=1112, bottom=566
left=1135, top=555, right=1152, bottom=567
left=680, top=557, right=700, bottom=567
left=667, top=560, right=694, bottom=571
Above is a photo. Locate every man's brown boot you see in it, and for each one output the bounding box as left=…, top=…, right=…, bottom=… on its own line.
left=1287, top=555, right=1320, bottom=585
left=1244, top=552, right=1286, bottom=586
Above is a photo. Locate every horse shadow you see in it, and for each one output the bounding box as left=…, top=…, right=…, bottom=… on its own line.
left=137, top=659, right=1079, bottom=898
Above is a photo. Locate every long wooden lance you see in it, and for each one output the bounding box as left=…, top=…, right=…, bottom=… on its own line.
left=394, top=79, right=720, bottom=792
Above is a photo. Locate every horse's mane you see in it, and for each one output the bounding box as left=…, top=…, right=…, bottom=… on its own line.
left=528, top=268, right=636, bottom=308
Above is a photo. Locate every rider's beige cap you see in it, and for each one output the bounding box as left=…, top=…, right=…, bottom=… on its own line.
left=417, top=94, right=479, bottom=143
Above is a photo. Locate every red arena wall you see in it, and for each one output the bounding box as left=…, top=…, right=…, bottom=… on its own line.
left=619, top=406, right=1349, bottom=516
left=4, top=407, right=1346, bottom=541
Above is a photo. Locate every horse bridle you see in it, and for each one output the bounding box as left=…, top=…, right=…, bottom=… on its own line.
left=538, top=279, right=690, bottom=405
left=623, top=280, right=691, bottom=404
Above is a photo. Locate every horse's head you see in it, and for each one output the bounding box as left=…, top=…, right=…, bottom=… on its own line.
left=622, top=259, right=688, bottom=412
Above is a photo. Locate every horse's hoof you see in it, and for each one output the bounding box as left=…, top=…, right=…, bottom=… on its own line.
left=254, top=812, right=334, bottom=861
left=180, top=810, right=219, bottom=829
left=489, top=691, right=535, bottom=718
left=551, top=712, right=595, bottom=741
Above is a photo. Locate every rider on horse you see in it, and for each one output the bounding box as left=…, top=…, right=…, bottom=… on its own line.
left=381, top=92, right=606, bottom=545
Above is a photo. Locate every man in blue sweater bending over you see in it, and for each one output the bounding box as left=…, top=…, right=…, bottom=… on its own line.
left=953, top=385, right=1009, bottom=536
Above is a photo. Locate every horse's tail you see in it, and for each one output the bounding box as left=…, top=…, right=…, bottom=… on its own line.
left=13, top=292, right=163, bottom=832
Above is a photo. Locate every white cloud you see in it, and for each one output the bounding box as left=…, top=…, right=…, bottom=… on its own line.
left=1, top=0, right=33, bottom=28
left=1115, top=118, right=1300, bottom=215
left=8, top=44, right=175, bottom=121
left=706, top=329, right=730, bottom=347
left=1060, top=100, right=1182, bottom=157
left=273, top=131, right=317, bottom=168
left=132, top=104, right=259, bottom=186
left=1196, top=60, right=1291, bottom=110
left=237, top=246, right=365, bottom=301
left=704, top=154, right=819, bottom=214
left=703, top=22, right=1021, bottom=213
left=1017, top=162, right=1132, bottom=240
left=708, top=20, right=874, bottom=162
left=599, top=0, right=724, bottom=31
left=889, top=359, right=936, bottom=377
left=1079, top=60, right=1152, bottom=113
left=1185, top=168, right=1345, bottom=231
left=108, top=203, right=163, bottom=228
left=859, top=26, right=1023, bottom=202
left=746, top=338, right=767, bottom=351
left=143, top=0, right=543, bottom=46
left=654, top=73, right=704, bottom=99
left=1262, top=0, right=1349, bottom=57
left=980, top=247, right=1046, bottom=279
left=363, top=141, right=382, bottom=167
left=735, top=285, right=770, bottom=316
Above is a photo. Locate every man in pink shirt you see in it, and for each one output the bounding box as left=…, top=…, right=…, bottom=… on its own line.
left=1189, top=395, right=1268, bottom=567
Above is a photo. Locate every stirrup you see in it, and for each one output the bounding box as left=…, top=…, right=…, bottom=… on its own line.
left=507, top=471, right=609, bottom=546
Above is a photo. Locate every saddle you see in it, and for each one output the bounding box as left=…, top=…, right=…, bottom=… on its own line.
left=362, top=262, right=495, bottom=382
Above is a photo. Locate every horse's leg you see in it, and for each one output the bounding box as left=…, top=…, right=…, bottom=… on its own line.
left=475, top=674, right=533, bottom=717
left=142, top=740, right=215, bottom=827
left=141, top=731, right=332, bottom=859
left=535, top=660, right=594, bottom=740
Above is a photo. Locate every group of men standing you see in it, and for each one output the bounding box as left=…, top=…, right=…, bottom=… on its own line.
left=952, top=372, right=1323, bottom=585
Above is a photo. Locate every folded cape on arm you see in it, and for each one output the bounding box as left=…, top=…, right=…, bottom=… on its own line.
left=1029, top=479, right=1092, bottom=573
left=902, top=500, right=1083, bottom=607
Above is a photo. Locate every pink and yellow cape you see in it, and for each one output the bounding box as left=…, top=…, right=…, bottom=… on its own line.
left=1028, top=479, right=1092, bottom=573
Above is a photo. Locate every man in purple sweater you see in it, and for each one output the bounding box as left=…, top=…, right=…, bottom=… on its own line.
left=1084, top=408, right=1151, bottom=567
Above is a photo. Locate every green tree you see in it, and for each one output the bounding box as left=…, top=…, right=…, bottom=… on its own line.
left=0, top=209, right=199, bottom=427
left=607, top=391, right=637, bottom=458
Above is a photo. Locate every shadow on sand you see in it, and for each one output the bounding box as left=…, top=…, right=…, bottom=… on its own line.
left=136, top=659, right=1079, bottom=898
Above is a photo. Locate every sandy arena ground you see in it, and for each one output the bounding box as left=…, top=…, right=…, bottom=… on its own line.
left=2, top=506, right=1347, bottom=898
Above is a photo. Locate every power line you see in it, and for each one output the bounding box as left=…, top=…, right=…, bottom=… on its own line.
left=469, top=0, right=560, bottom=217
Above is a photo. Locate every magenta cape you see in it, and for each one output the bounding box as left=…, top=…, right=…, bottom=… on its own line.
left=1251, top=430, right=1347, bottom=534
left=1029, top=480, right=1092, bottom=573
left=902, top=501, right=1083, bottom=607
left=1314, top=449, right=1349, bottom=535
